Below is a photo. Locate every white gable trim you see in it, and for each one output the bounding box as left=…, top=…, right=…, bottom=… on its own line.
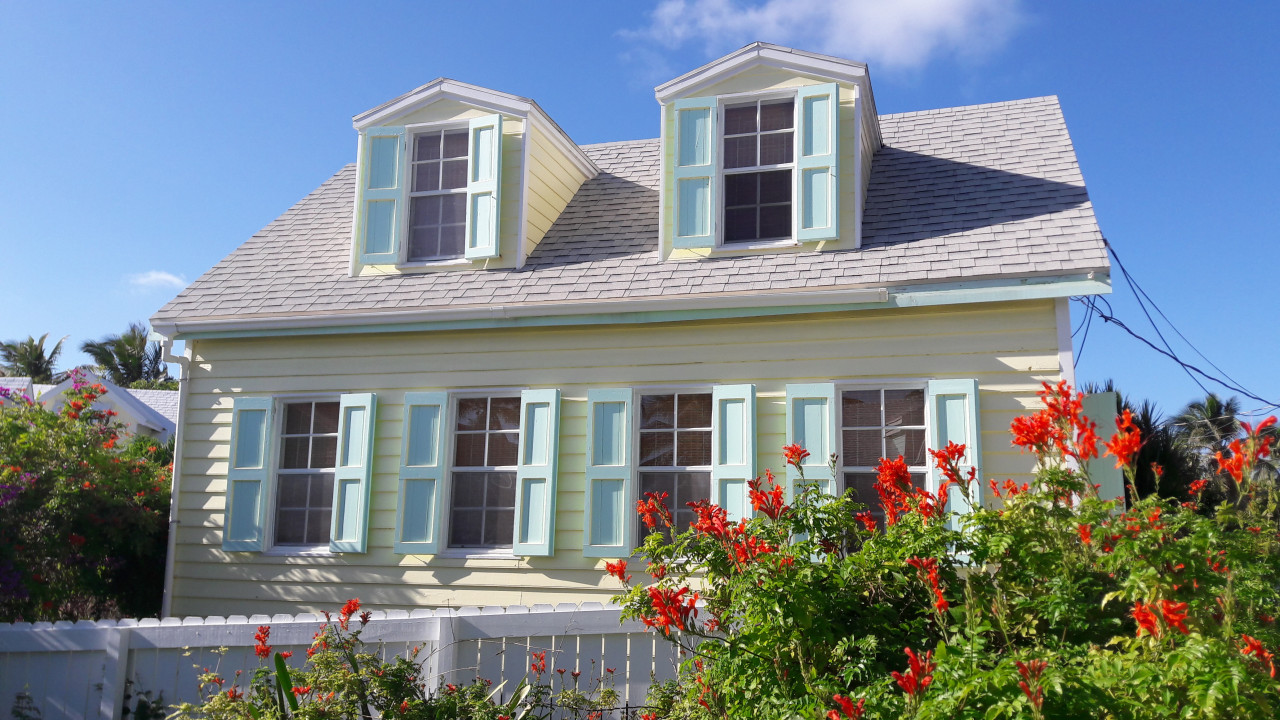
left=655, top=43, right=869, bottom=103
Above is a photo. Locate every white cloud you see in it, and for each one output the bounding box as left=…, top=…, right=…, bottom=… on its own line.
left=625, top=0, right=1024, bottom=73
left=128, top=270, right=187, bottom=291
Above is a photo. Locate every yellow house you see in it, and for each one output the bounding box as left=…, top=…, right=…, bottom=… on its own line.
left=150, top=44, right=1110, bottom=617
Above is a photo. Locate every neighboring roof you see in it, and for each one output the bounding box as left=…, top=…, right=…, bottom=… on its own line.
left=152, top=95, right=1108, bottom=329
left=126, top=388, right=180, bottom=426
left=37, top=371, right=175, bottom=435
left=0, top=377, right=34, bottom=398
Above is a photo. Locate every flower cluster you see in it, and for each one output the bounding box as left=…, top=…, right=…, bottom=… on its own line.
left=906, top=556, right=948, bottom=614
left=1103, top=408, right=1143, bottom=470
left=637, top=491, right=672, bottom=531
left=1215, top=417, right=1276, bottom=484
left=826, top=694, right=865, bottom=719
left=1132, top=599, right=1189, bottom=638
left=1015, top=659, right=1047, bottom=714
left=1010, top=380, right=1100, bottom=466
left=891, top=647, right=936, bottom=698
left=605, top=559, right=631, bottom=583
left=748, top=469, right=789, bottom=520
left=253, top=625, right=272, bottom=659
left=641, top=585, right=699, bottom=635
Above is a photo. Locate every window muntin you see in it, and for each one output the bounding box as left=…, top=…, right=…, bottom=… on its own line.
left=407, top=129, right=469, bottom=262
left=638, top=392, right=712, bottom=541
left=449, top=396, right=520, bottom=548
left=722, top=98, right=794, bottom=245
left=275, top=400, right=340, bottom=546
left=840, top=388, right=928, bottom=525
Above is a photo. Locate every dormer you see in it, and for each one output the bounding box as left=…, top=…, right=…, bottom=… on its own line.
left=656, top=43, right=882, bottom=259
left=350, top=80, right=596, bottom=275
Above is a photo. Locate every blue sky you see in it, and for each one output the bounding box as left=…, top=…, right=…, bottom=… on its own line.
left=1, top=1, right=1276, bottom=420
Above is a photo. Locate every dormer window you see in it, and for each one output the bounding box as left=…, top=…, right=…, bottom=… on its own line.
left=723, top=98, right=795, bottom=244
left=407, top=128, right=469, bottom=262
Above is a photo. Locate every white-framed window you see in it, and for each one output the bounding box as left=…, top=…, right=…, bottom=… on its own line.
left=448, top=395, right=521, bottom=549
left=840, top=387, right=928, bottom=525
left=273, top=399, right=340, bottom=547
left=721, top=96, right=796, bottom=245
left=406, top=127, right=470, bottom=263
left=637, top=391, right=713, bottom=541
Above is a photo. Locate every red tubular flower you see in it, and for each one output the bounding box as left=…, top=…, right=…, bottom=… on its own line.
left=1103, top=409, right=1142, bottom=470
left=688, top=500, right=736, bottom=540
left=907, top=556, right=948, bottom=613
left=891, top=647, right=936, bottom=697
left=400, top=700, right=410, bottom=713
left=782, top=443, right=811, bottom=468
left=648, top=563, right=667, bottom=580
left=253, top=625, right=272, bottom=659
left=1011, top=381, right=1100, bottom=465
left=1159, top=599, right=1189, bottom=634
left=874, top=456, right=915, bottom=526
left=1015, top=659, right=1047, bottom=712
left=530, top=650, right=546, bottom=675
left=339, top=598, right=360, bottom=630
left=1077, top=524, right=1092, bottom=545
left=637, top=491, right=672, bottom=530
left=827, top=694, right=865, bottom=719
left=854, top=511, right=877, bottom=533
left=1132, top=602, right=1160, bottom=638
left=605, top=560, right=632, bottom=583
left=641, top=586, right=699, bottom=635
left=1241, top=634, right=1277, bottom=678
left=748, top=470, right=790, bottom=520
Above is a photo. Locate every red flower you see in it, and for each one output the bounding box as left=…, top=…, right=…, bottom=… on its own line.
left=688, top=500, right=736, bottom=540
left=1160, top=599, right=1189, bottom=634
left=854, top=511, right=877, bottom=533
left=1103, top=409, right=1143, bottom=469
left=292, top=686, right=311, bottom=696
left=605, top=559, right=632, bottom=583
left=782, top=443, right=810, bottom=468
left=637, top=491, right=672, bottom=531
left=557, top=668, right=566, bottom=676
left=279, top=651, right=293, bottom=659
left=648, top=563, right=667, bottom=580
left=1015, top=659, right=1047, bottom=711
left=339, top=598, right=360, bottom=630
left=827, top=694, right=865, bottom=719
left=874, top=455, right=915, bottom=526
left=748, top=469, right=790, bottom=520
left=530, top=651, right=546, bottom=675
left=641, top=585, right=699, bottom=635
left=907, top=556, right=948, bottom=614
left=1010, top=381, right=1099, bottom=466
left=69, top=534, right=87, bottom=547
left=1241, top=634, right=1276, bottom=678
left=253, top=625, right=271, bottom=658
left=1132, top=602, right=1160, bottom=638
left=226, top=688, right=243, bottom=701
left=400, top=700, right=410, bottom=713
left=891, top=647, right=936, bottom=698
left=1077, top=524, right=1092, bottom=545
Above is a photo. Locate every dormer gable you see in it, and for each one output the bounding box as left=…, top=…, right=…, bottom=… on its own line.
left=349, top=79, right=596, bottom=276
left=655, top=43, right=882, bottom=260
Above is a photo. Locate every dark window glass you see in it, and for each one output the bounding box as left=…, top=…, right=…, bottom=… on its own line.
left=275, top=401, right=339, bottom=546
left=449, top=398, right=521, bottom=549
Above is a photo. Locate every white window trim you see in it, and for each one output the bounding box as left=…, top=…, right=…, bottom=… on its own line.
left=836, top=382, right=931, bottom=493
left=399, top=120, right=472, bottom=267
left=264, top=394, right=340, bottom=557
left=716, top=88, right=799, bottom=249
left=633, top=385, right=715, bottom=540
left=438, top=388, right=526, bottom=559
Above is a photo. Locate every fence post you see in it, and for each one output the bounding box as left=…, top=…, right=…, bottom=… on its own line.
left=99, top=626, right=131, bottom=720
left=433, top=611, right=456, bottom=687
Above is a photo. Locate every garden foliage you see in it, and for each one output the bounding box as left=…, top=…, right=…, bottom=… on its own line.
left=615, top=382, right=1280, bottom=719
left=0, top=373, right=172, bottom=621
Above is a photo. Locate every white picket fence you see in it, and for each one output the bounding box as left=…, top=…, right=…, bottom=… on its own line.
left=0, top=603, right=681, bottom=720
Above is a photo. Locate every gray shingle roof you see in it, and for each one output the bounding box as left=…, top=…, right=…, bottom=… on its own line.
left=126, top=389, right=180, bottom=425
left=152, top=96, right=1106, bottom=325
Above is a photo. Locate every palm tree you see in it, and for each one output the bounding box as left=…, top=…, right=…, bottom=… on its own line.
left=80, top=323, right=169, bottom=387
left=1084, top=380, right=1192, bottom=500
left=0, top=333, right=66, bottom=383
left=1169, top=393, right=1248, bottom=504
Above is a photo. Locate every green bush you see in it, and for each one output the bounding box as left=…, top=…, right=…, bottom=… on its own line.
left=614, top=382, right=1280, bottom=719
left=0, top=373, right=172, bottom=621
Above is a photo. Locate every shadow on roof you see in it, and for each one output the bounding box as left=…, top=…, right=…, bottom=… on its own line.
left=861, top=147, right=1090, bottom=247
left=524, top=172, right=659, bottom=268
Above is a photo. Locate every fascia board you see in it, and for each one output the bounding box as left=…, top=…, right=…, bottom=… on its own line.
left=353, top=79, right=534, bottom=130
left=526, top=108, right=598, bottom=177
left=655, top=44, right=868, bottom=103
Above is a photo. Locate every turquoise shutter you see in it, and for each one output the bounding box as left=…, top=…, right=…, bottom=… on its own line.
left=795, top=83, right=839, bottom=243
left=514, top=388, right=561, bottom=556
left=927, top=380, right=983, bottom=527
left=357, top=126, right=406, bottom=264
left=1083, top=391, right=1125, bottom=506
left=330, top=393, right=377, bottom=553
left=784, top=383, right=838, bottom=498
left=224, top=397, right=274, bottom=552
left=464, top=113, right=503, bottom=259
left=711, top=384, right=756, bottom=521
left=395, top=392, right=448, bottom=554
left=672, top=97, right=717, bottom=249
left=584, top=388, right=633, bottom=558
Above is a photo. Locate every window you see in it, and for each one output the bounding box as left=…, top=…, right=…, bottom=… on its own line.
left=449, top=396, right=520, bottom=548
left=275, top=400, right=340, bottom=546
left=638, top=392, right=713, bottom=541
left=722, top=98, right=794, bottom=244
left=841, top=388, right=927, bottom=525
left=407, top=128, right=469, bottom=262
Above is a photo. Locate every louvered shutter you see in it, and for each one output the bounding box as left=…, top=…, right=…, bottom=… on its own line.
left=329, top=393, right=377, bottom=553
left=1083, top=391, right=1125, bottom=506
left=464, top=114, right=503, bottom=259
left=395, top=392, right=448, bottom=554
left=224, top=397, right=274, bottom=551
left=672, top=97, right=717, bottom=249
left=513, top=389, right=561, bottom=556
left=796, top=83, right=839, bottom=242
left=711, top=384, right=756, bottom=521
left=784, top=383, right=838, bottom=498
left=584, top=389, right=633, bottom=558
left=927, top=380, right=982, bottom=528
left=357, top=126, right=406, bottom=264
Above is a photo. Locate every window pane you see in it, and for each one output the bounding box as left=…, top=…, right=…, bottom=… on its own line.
left=885, top=389, right=925, bottom=427
left=759, top=132, right=793, bottom=165
left=313, top=402, right=340, bottom=434
left=843, top=390, right=881, bottom=427
left=285, top=403, right=312, bottom=435
left=441, top=159, right=467, bottom=190
left=483, top=509, right=514, bottom=547
left=415, top=132, right=441, bottom=161
left=315, top=474, right=333, bottom=506
left=680, top=472, right=711, bottom=502
left=442, top=130, right=469, bottom=159
left=410, top=195, right=442, bottom=227
left=639, top=431, right=674, bottom=467
left=759, top=204, right=791, bottom=240
left=723, top=136, right=757, bottom=169
left=641, top=395, right=675, bottom=429
left=310, top=436, right=337, bottom=469
left=487, top=472, right=517, bottom=507
left=278, top=474, right=309, bottom=507
left=456, top=398, right=488, bottom=431
left=489, top=397, right=521, bottom=430
left=452, top=472, right=486, bottom=507
left=413, top=162, right=440, bottom=193
left=640, top=472, right=677, bottom=498
left=450, top=509, right=483, bottom=546
left=305, top=509, right=331, bottom=544
left=760, top=100, right=794, bottom=131
left=487, top=432, right=519, bottom=467
left=438, top=224, right=464, bottom=258
left=441, top=193, right=466, bottom=224
left=724, top=172, right=758, bottom=206
left=677, top=393, right=712, bottom=429
left=843, top=429, right=883, bottom=467
left=454, top=433, right=486, bottom=467
left=724, top=207, right=757, bottom=243
left=408, top=227, right=440, bottom=261
left=677, top=430, right=712, bottom=467
left=759, top=169, right=791, bottom=203
left=724, top=104, right=757, bottom=135
left=275, top=509, right=306, bottom=544
left=282, top=437, right=310, bottom=469
left=845, top=472, right=878, bottom=505
left=886, top=428, right=927, bottom=467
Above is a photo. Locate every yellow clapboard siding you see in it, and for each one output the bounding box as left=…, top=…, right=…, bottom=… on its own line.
left=171, top=299, right=1062, bottom=616
left=523, top=122, right=590, bottom=251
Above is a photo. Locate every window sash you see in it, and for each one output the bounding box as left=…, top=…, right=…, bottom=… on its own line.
left=448, top=395, right=521, bottom=550
left=839, top=387, right=929, bottom=473
left=273, top=399, right=340, bottom=548
left=719, top=95, right=797, bottom=246
left=405, top=126, right=470, bottom=263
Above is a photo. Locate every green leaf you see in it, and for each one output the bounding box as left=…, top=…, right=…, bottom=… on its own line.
left=275, top=652, right=298, bottom=713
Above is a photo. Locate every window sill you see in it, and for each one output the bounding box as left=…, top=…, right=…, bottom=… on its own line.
left=435, top=548, right=521, bottom=561
left=398, top=258, right=472, bottom=270
left=708, top=239, right=800, bottom=254
left=264, top=545, right=334, bottom=558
